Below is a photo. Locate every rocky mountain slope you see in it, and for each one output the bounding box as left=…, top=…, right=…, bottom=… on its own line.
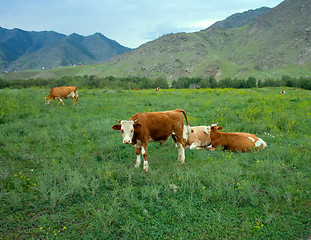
left=98, top=0, right=309, bottom=80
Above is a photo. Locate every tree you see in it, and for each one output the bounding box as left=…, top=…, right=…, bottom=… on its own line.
left=209, top=77, right=218, bottom=88
left=245, top=77, right=257, bottom=88
left=257, top=79, right=263, bottom=88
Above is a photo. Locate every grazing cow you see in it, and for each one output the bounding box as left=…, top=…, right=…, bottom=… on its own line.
left=207, top=124, right=267, bottom=152
left=112, top=109, right=191, bottom=172
left=182, top=125, right=212, bottom=149
left=45, top=86, right=79, bottom=106
left=280, top=90, right=286, bottom=95
left=156, top=87, right=160, bottom=91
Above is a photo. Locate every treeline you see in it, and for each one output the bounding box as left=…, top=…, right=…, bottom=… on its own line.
left=172, top=76, right=311, bottom=90
left=0, top=75, right=310, bottom=90
left=0, top=76, right=169, bottom=90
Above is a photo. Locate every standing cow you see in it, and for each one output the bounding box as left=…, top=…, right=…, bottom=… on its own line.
left=207, top=124, right=267, bottom=152
left=45, top=86, right=79, bottom=106
left=112, top=109, right=191, bottom=172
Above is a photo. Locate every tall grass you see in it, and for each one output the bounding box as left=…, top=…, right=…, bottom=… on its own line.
left=0, top=87, right=310, bottom=239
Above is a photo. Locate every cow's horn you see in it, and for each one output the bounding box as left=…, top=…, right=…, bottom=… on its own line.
left=116, top=119, right=121, bottom=123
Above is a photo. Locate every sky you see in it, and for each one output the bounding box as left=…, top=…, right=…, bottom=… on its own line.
left=1, top=0, right=284, bottom=48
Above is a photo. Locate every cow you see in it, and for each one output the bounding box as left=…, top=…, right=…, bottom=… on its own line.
left=182, top=125, right=212, bottom=150
left=45, top=86, right=79, bottom=106
left=112, top=109, right=191, bottom=172
left=207, top=124, right=267, bottom=152
left=156, top=87, right=160, bottom=91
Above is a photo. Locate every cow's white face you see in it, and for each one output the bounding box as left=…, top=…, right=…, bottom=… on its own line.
left=120, top=120, right=135, bottom=144
left=183, top=125, right=192, bottom=143
left=204, top=126, right=211, bottom=136
left=45, top=98, right=50, bottom=105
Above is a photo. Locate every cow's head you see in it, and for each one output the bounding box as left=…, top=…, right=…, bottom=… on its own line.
left=206, top=123, right=222, bottom=134
left=112, top=119, right=141, bottom=144
left=183, top=125, right=193, bottom=143
left=45, top=97, right=50, bottom=105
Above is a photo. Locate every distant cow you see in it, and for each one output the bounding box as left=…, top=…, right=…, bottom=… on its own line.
left=156, top=87, right=160, bottom=91
left=45, top=86, right=79, bottom=106
left=112, top=109, right=191, bottom=172
left=280, top=90, right=286, bottom=95
left=183, top=125, right=212, bottom=150
left=207, top=124, right=267, bottom=152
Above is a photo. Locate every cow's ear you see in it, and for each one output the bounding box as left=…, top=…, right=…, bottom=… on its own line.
left=191, top=129, right=194, bottom=133
left=112, top=124, right=121, bottom=130
left=203, top=127, right=210, bottom=134
left=218, top=126, right=223, bottom=130
left=133, top=122, right=142, bottom=129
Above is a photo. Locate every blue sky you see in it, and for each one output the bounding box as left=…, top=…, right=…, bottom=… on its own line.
left=1, top=0, right=284, bottom=48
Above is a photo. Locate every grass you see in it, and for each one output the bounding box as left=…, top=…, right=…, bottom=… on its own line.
left=0, top=87, right=310, bottom=239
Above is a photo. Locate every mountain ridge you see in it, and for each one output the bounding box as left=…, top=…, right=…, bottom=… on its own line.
left=210, top=7, right=270, bottom=29
left=0, top=27, right=131, bottom=72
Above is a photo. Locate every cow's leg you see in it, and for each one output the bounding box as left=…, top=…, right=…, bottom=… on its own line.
left=174, top=132, right=186, bottom=163
left=75, top=91, right=79, bottom=104
left=141, top=142, right=149, bottom=172
left=135, top=147, right=141, bottom=168
left=190, top=142, right=201, bottom=150
left=176, top=142, right=185, bottom=164
left=57, top=97, right=64, bottom=106
left=134, top=140, right=142, bottom=168
left=206, top=145, right=216, bottom=151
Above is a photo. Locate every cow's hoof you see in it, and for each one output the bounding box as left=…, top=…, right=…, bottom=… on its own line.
left=145, top=169, right=149, bottom=172
left=135, top=164, right=140, bottom=168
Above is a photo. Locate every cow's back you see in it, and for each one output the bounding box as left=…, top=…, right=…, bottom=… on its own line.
left=130, top=110, right=185, bottom=142
left=49, top=86, right=76, bottom=97
left=217, top=132, right=264, bottom=152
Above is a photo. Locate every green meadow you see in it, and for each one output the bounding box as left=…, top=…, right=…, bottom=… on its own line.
left=0, top=87, right=310, bottom=239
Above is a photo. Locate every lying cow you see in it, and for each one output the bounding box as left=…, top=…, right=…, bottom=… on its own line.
left=45, top=86, right=79, bottom=106
left=207, top=124, right=267, bottom=152
left=112, top=109, right=191, bottom=172
left=182, top=125, right=212, bottom=149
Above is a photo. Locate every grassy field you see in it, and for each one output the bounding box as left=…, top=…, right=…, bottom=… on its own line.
left=0, top=87, right=310, bottom=239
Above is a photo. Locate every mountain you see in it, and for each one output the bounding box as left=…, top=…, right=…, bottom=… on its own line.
left=89, top=0, right=310, bottom=80
left=0, top=27, right=131, bottom=72
left=1, top=0, right=310, bottom=81
left=210, top=7, right=270, bottom=29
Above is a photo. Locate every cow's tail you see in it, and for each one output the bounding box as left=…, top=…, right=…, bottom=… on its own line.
left=176, top=109, right=191, bottom=134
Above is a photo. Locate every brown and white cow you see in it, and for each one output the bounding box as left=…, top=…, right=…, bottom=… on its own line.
left=207, top=124, right=267, bottom=152
left=112, top=109, right=191, bottom=172
left=45, top=86, right=79, bottom=106
left=182, top=125, right=212, bottom=150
